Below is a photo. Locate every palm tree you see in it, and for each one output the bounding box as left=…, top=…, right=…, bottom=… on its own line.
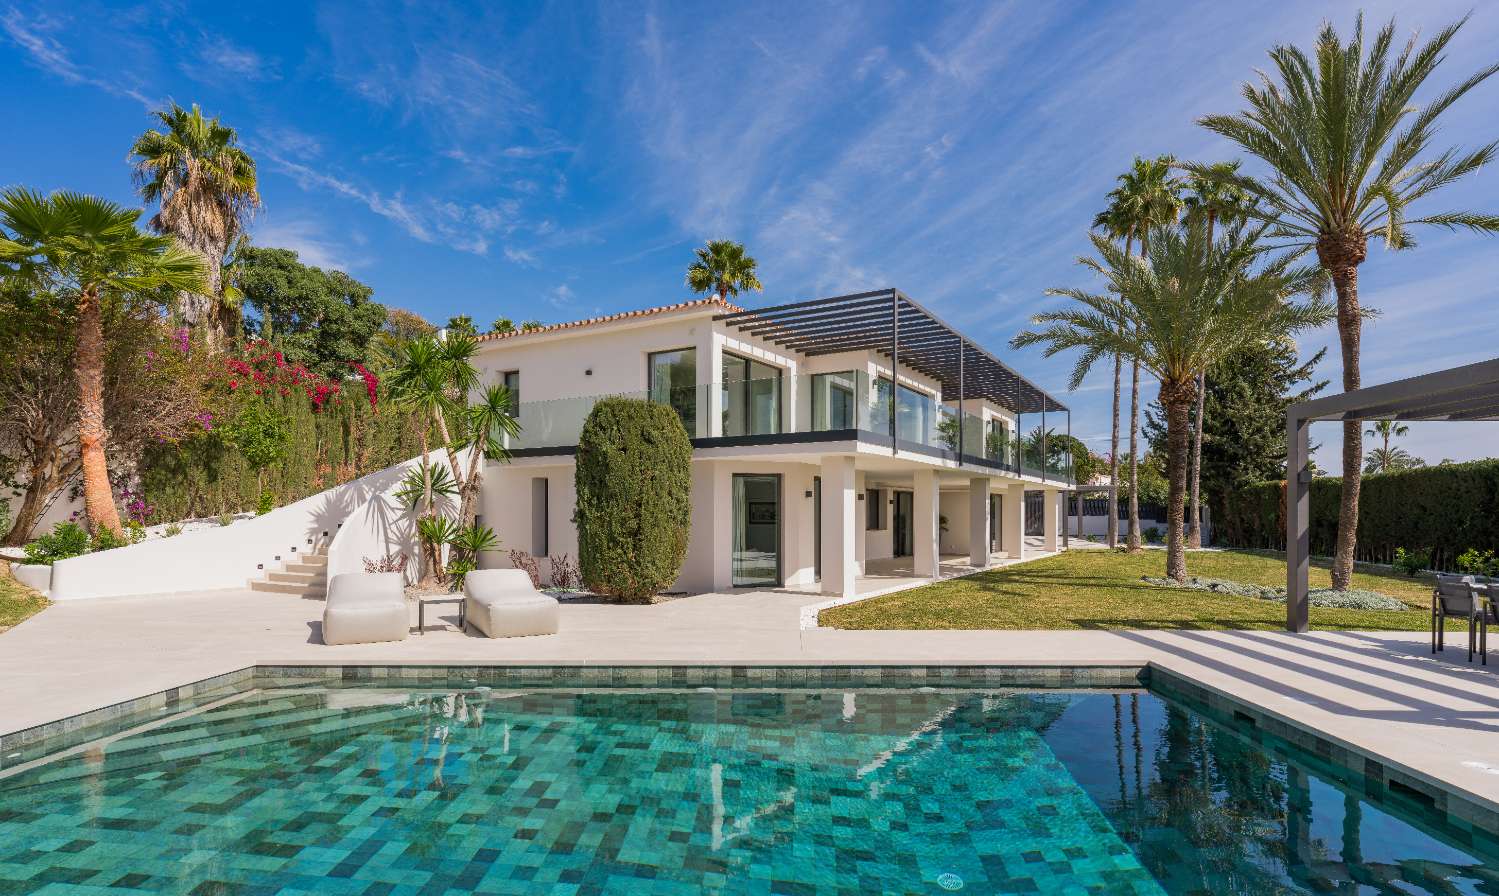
left=1182, top=162, right=1252, bottom=548
left=1015, top=221, right=1331, bottom=581
left=686, top=240, right=763, bottom=301
left=1364, top=419, right=1409, bottom=456
left=1104, top=156, right=1183, bottom=551
left=1363, top=445, right=1424, bottom=475
left=1089, top=204, right=1133, bottom=549
left=0, top=189, right=206, bottom=537
left=129, top=103, right=260, bottom=344
left=1191, top=13, right=1499, bottom=588
left=455, top=384, right=521, bottom=528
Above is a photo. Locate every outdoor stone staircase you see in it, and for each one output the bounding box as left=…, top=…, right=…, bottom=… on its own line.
left=249, top=550, right=328, bottom=599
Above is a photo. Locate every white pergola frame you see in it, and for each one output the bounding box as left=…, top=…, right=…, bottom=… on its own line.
left=1284, top=357, right=1499, bottom=632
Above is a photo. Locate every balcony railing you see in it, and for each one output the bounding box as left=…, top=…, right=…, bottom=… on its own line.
left=507, top=372, right=1073, bottom=484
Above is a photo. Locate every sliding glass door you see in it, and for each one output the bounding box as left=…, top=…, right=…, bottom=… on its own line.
left=732, top=474, right=782, bottom=587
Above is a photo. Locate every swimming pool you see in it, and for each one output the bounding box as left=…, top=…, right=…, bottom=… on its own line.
left=0, top=685, right=1493, bottom=894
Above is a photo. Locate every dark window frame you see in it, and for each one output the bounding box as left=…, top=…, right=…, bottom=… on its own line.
left=721, top=351, right=783, bottom=436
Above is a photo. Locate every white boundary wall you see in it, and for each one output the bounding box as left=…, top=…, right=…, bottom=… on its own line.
left=48, top=449, right=458, bottom=602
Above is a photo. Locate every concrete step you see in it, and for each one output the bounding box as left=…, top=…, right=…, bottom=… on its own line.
left=282, top=562, right=327, bottom=575
left=296, top=553, right=328, bottom=566
left=268, top=570, right=326, bottom=585
left=250, top=580, right=325, bottom=597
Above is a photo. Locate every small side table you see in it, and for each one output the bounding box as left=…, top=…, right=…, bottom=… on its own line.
left=417, top=595, right=466, bottom=635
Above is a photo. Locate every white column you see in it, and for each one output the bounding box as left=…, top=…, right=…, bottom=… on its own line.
left=1003, top=483, right=1025, bottom=560
left=913, top=469, right=941, bottom=579
left=820, top=455, right=857, bottom=598
left=968, top=476, right=991, bottom=568
left=1042, top=488, right=1061, bottom=552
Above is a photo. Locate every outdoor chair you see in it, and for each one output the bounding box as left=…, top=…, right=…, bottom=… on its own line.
left=1431, top=574, right=1483, bottom=663
left=322, top=572, right=410, bottom=646
left=464, top=569, right=559, bottom=638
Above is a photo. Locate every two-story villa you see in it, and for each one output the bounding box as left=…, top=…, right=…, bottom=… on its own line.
left=475, top=289, right=1074, bottom=598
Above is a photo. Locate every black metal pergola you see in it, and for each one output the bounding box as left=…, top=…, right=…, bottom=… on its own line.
left=1285, top=357, right=1499, bottom=632
left=715, top=288, right=1069, bottom=474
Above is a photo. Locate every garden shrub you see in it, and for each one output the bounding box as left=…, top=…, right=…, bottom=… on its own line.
left=23, top=522, right=90, bottom=565
left=1219, top=459, right=1499, bottom=571
left=574, top=397, right=692, bottom=602
left=1142, top=575, right=1409, bottom=611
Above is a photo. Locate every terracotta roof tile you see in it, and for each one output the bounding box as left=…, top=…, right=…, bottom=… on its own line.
left=476, top=296, right=743, bottom=342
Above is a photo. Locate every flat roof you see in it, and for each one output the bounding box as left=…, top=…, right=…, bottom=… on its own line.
left=715, top=288, right=1067, bottom=415
left=1289, top=357, right=1499, bottom=422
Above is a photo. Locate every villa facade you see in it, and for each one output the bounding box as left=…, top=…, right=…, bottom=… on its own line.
left=474, top=289, right=1075, bottom=597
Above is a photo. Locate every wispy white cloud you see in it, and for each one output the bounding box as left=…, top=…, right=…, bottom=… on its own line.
left=2, top=6, right=155, bottom=108
left=251, top=218, right=365, bottom=273
left=187, top=34, right=277, bottom=84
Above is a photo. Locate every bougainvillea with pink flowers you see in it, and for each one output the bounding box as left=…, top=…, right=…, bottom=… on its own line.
left=218, top=339, right=374, bottom=412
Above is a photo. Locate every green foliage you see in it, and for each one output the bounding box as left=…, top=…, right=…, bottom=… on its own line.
left=1144, top=526, right=1162, bottom=544
left=24, top=522, right=90, bottom=565
left=89, top=527, right=130, bottom=552
left=395, top=461, right=458, bottom=510
left=164, top=523, right=183, bottom=537
left=124, top=520, right=146, bottom=543
left=256, top=492, right=276, bottom=515
left=217, top=512, right=233, bottom=526
left=444, top=315, right=478, bottom=337
left=415, top=516, right=461, bottom=549
left=685, top=240, right=763, bottom=300
left=139, top=386, right=427, bottom=521
left=446, top=559, right=476, bottom=590
left=1457, top=548, right=1499, bottom=578
left=1221, top=459, right=1499, bottom=571
left=1393, top=547, right=1428, bottom=577
left=1142, top=575, right=1409, bottom=611
left=1146, top=339, right=1327, bottom=531
left=233, top=246, right=385, bottom=378
left=575, top=397, right=692, bottom=602
left=450, top=524, right=499, bottom=568
left=490, top=317, right=514, bottom=335
left=226, top=400, right=292, bottom=474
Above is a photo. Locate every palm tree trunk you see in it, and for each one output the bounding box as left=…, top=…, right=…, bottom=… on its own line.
left=1127, top=359, right=1142, bottom=552
left=433, top=409, right=462, bottom=486
left=75, top=286, right=123, bottom=538
left=458, top=445, right=485, bottom=529
left=1108, top=354, right=1121, bottom=549
left=1319, top=236, right=1366, bottom=591
left=1188, top=370, right=1205, bottom=548
left=1163, top=382, right=1193, bottom=582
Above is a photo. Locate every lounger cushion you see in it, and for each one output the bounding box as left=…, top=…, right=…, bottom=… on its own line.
left=464, top=569, right=559, bottom=638
left=323, top=572, right=409, bottom=645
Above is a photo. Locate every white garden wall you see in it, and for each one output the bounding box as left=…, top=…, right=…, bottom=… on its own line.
left=49, top=448, right=459, bottom=602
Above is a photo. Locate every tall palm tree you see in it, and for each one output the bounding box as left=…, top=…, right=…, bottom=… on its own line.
left=1363, top=445, right=1423, bottom=475
left=1191, top=14, right=1499, bottom=588
left=1107, top=156, right=1183, bottom=551
left=0, top=189, right=206, bottom=537
left=130, top=103, right=260, bottom=344
left=686, top=240, right=763, bottom=301
left=1089, top=205, right=1133, bottom=549
left=1181, top=161, right=1252, bottom=548
left=1015, top=221, right=1331, bottom=581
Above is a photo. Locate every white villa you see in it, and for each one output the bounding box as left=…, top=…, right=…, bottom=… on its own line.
left=475, top=289, right=1076, bottom=598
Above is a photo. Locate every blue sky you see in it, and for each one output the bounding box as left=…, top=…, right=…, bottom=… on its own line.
left=5, top=0, right=1499, bottom=472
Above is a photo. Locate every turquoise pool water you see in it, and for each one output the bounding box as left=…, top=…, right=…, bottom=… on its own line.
left=0, top=687, right=1494, bottom=894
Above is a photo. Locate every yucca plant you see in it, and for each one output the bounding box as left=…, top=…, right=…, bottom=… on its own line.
left=414, top=515, right=461, bottom=586
left=395, top=460, right=458, bottom=512
left=1190, top=13, right=1499, bottom=588
left=449, top=523, right=499, bottom=567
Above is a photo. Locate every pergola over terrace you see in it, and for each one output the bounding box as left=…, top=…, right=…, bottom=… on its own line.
left=1285, top=357, right=1499, bottom=632
left=715, top=288, right=1071, bottom=470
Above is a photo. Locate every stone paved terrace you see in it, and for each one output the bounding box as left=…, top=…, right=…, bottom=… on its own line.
left=1, top=581, right=1497, bottom=824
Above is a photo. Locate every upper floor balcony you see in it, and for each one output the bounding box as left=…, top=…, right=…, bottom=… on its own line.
left=507, top=369, right=1074, bottom=484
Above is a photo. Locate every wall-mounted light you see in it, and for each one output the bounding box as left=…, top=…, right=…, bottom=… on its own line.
left=804, top=490, right=813, bottom=498
left=585, top=368, right=593, bottom=376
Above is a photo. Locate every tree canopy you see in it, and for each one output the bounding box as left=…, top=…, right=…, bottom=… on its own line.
left=231, top=246, right=385, bottom=378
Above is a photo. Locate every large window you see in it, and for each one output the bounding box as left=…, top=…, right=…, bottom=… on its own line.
left=648, top=348, right=697, bottom=434
left=811, top=371, right=857, bottom=431
left=732, top=474, right=781, bottom=587
left=721, top=353, right=781, bottom=437
left=987, top=418, right=1010, bottom=462
left=502, top=370, right=520, bottom=417
left=896, top=384, right=935, bottom=445
left=865, top=488, right=884, bottom=530
left=869, top=376, right=893, bottom=434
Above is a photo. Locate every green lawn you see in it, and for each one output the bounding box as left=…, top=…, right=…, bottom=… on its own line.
left=821, top=548, right=1439, bottom=631
left=0, top=563, right=48, bottom=633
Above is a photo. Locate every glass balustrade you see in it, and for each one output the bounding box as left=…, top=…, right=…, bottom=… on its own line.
left=506, top=373, right=1074, bottom=483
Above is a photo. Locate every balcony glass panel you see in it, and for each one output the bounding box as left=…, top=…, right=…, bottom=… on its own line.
left=721, top=354, right=781, bottom=437
left=810, top=371, right=858, bottom=431
left=896, top=384, right=937, bottom=447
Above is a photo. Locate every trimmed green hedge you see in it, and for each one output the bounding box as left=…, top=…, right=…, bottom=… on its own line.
left=139, top=390, right=429, bottom=521
left=1219, top=459, right=1499, bottom=570
left=574, top=397, right=692, bottom=602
